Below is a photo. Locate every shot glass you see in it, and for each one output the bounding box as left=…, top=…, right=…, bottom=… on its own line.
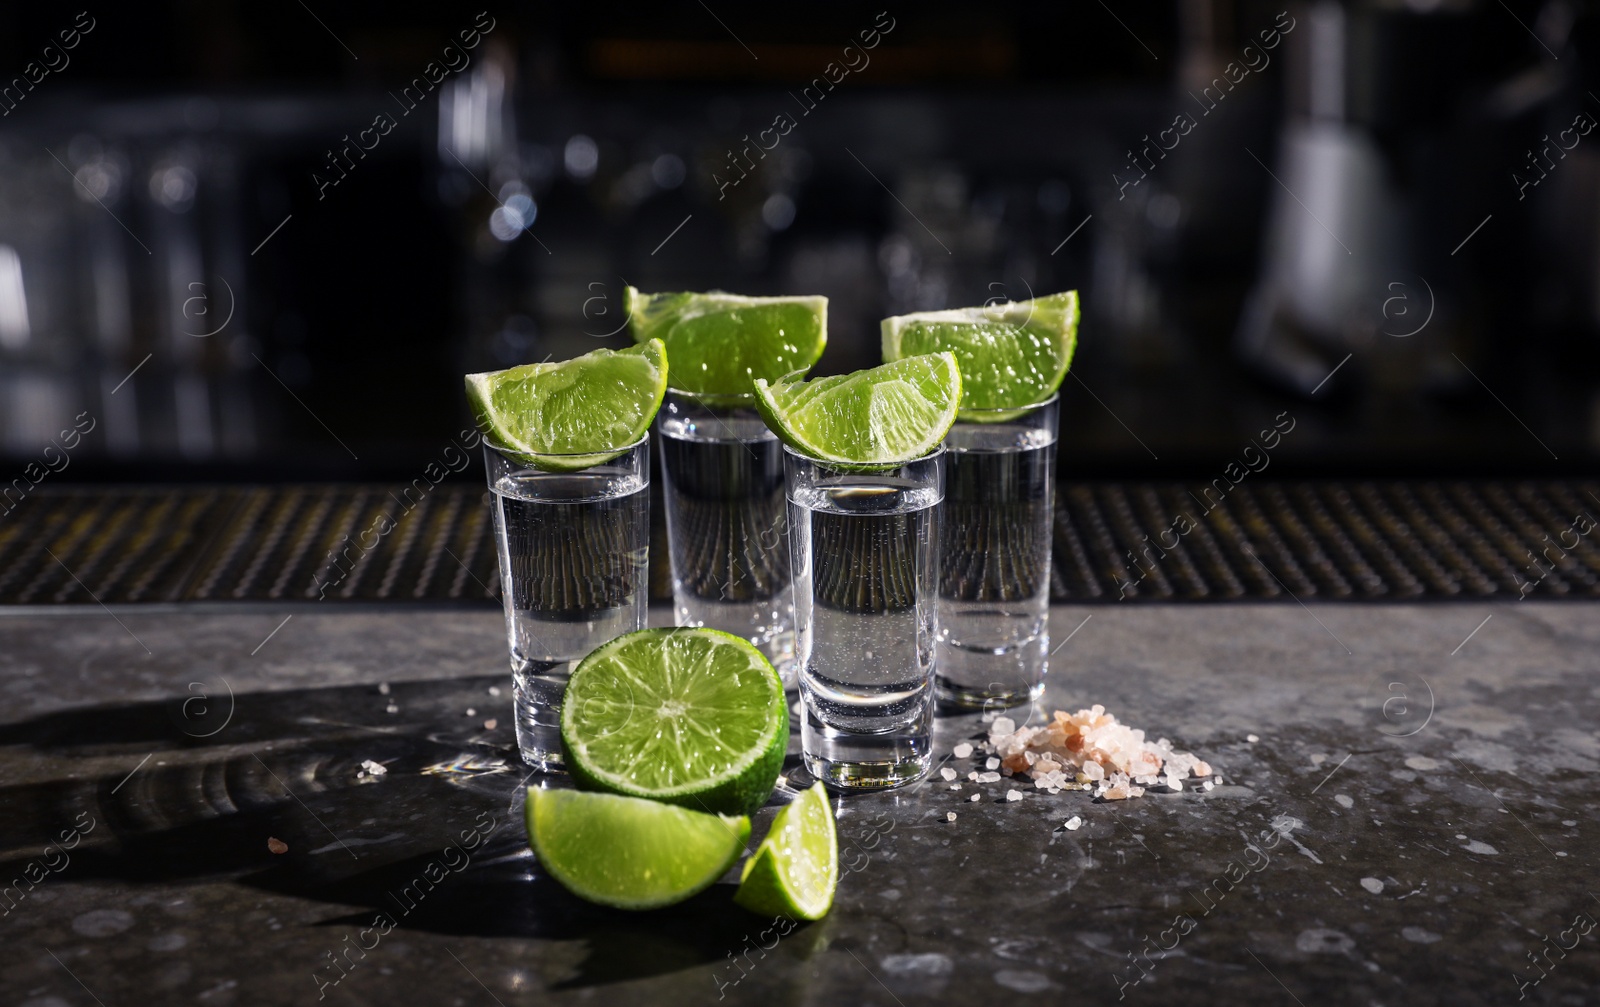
left=935, top=393, right=1058, bottom=708
left=483, top=435, right=650, bottom=769
left=786, top=445, right=944, bottom=790
left=657, top=390, right=795, bottom=684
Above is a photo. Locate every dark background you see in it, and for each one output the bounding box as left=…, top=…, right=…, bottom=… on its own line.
left=1, top=0, right=1596, bottom=482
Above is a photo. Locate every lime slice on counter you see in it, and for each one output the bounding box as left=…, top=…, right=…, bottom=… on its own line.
left=734, top=782, right=837, bottom=920
left=625, top=287, right=827, bottom=397
left=525, top=787, right=750, bottom=910
left=561, top=627, right=788, bottom=816
left=752, top=352, right=962, bottom=466
left=881, top=290, right=1078, bottom=415
left=464, top=339, right=668, bottom=470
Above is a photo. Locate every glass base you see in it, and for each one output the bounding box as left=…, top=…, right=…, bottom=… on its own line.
left=933, top=638, right=1046, bottom=710
left=516, top=741, right=564, bottom=772
left=801, top=715, right=931, bottom=791
left=935, top=674, right=1046, bottom=710
left=512, top=662, right=567, bottom=772
left=672, top=596, right=798, bottom=690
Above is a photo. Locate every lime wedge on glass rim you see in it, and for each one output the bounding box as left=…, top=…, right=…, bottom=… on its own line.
left=525, top=787, right=750, bottom=910
left=734, top=781, right=838, bottom=920
left=752, top=352, right=963, bottom=467
left=625, top=287, right=827, bottom=397
left=881, top=291, right=1078, bottom=418
left=561, top=627, right=788, bottom=817
left=464, top=339, right=668, bottom=471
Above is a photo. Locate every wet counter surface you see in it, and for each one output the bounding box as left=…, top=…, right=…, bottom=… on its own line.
left=0, top=603, right=1596, bottom=1006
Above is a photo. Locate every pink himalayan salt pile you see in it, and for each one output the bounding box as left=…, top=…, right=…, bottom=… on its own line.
left=986, top=705, right=1213, bottom=801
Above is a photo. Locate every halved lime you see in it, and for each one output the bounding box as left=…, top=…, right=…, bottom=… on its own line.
left=752, top=353, right=962, bottom=466
left=881, top=291, right=1079, bottom=415
left=525, top=787, right=750, bottom=910
left=561, top=627, right=787, bottom=816
left=464, top=339, right=668, bottom=470
left=625, top=287, right=827, bottom=397
left=734, top=782, right=837, bottom=920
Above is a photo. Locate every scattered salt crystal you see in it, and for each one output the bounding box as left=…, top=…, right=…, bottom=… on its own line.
left=358, top=759, right=387, bottom=778
left=1005, top=790, right=1023, bottom=802
left=968, top=771, right=980, bottom=782
left=466, top=708, right=476, bottom=717
left=969, top=794, right=981, bottom=802
left=952, top=743, right=974, bottom=759
left=488, top=686, right=501, bottom=696
left=377, top=683, right=391, bottom=695
left=940, top=767, right=957, bottom=781
left=950, top=784, right=962, bottom=791
left=1064, top=816, right=1082, bottom=831
left=976, top=703, right=1212, bottom=805
left=484, top=719, right=497, bottom=730
left=946, top=812, right=957, bottom=822
left=1247, top=734, right=1259, bottom=743
left=385, top=703, right=399, bottom=714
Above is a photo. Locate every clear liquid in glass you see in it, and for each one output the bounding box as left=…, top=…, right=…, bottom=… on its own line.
left=491, top=469, right=649, bottom=768
left=936, top=421, right=1055, bottom=708
left=790, top=476, right=938, bottom=788
left=659, top=413, right=794, bottom=681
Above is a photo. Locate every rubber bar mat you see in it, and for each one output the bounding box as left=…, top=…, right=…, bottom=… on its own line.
left=0, top=480, right=1595, bottom=604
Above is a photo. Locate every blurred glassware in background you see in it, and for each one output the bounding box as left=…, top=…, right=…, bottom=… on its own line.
left=0, top=115, right=255, bottom=463
left=0, top=4, right=1594, bottom=474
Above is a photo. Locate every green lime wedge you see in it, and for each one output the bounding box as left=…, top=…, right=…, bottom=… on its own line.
left=625, top=287, right=827, bottom=397
left=464, top=339, right=668, bottom=471
left=881, top=290, right=1079, bottom=415
left=525, top=787, right=750, bottom=910
left=561, top=627, right=788, bottom=816
left=752, top=352, right=962, bottom=466
left=734, top=782, right=837, bottom=920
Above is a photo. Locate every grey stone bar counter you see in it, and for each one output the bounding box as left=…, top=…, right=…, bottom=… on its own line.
left=1, top=603, right=1596, bottom=1006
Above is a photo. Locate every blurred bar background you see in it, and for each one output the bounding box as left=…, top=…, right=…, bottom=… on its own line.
left=2, top=0, right=1598, bottom=602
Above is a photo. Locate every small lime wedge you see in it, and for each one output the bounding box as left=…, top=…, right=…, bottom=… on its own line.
left=881, top=291, right=1079, bottom=414
left=752, top=353, right=962, bottom=466
left=561, top=627, right=788, bottom=816
left=734, top=782, right=837, bottom=920
left=526, top=788, right=750, bottom=910
left=625, top=287, right=827, bottom=397
left=464, top=340, right=668, bottom=470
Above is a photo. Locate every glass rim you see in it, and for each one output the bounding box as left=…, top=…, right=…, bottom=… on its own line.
left=482, top=429, right=651, bottom=461
left=780, top=442, right=945, bottom=467
left=955, top=391, right=1060, bottom=417
left=663, top=386, right=758, bottom=405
